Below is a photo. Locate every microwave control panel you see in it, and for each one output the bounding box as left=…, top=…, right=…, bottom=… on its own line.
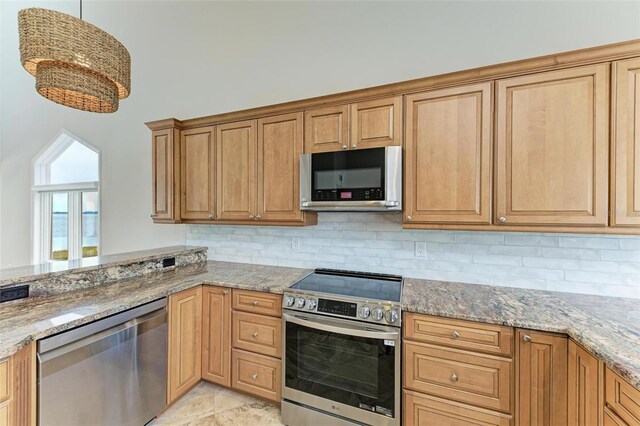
left=313, top=188, right=383, bottom=201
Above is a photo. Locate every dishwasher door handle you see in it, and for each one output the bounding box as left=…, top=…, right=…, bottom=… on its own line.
left=38, top=307, right=166, bottom=363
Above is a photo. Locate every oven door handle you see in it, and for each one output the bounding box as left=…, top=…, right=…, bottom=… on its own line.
left=283, top=313, right=399, bottom=340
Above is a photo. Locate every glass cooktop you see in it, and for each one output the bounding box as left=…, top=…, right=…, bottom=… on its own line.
left=290, top=269, right=403, bottom=302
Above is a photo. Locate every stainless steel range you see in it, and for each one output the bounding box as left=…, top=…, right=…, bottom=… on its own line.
left=281, top=269, right=402, bottom=426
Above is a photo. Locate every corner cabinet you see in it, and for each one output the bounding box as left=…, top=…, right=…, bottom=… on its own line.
left=404, top=83, right=492, bottom=225
left=568, top=340, right=603, bottom=425
left=304, top=96, right=402, bottom=153
left=202, top=286, right=231, bottom=386
left=612, top=58, right=640, bottom=227
left=515, top=329, right=568, bottom=425
left=167, top=287, right=202, bottom=405
left=495, top=64, right=610, bottom=228
left=151, top=128, right=181, bottom=223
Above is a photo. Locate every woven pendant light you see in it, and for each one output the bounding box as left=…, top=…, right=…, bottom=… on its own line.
left=18, top=5, right=131, bottom=113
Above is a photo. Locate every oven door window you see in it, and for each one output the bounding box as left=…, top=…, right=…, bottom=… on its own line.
left=285, top=321, right=395, bottom=418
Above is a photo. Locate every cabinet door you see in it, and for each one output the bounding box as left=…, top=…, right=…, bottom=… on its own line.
left=304, top=105, right=349, bottom=153
left=351, top=96, right=402, bottom=150
left=496, top=64, right=609, bottom=227
left=257, top=113, right=304, bottom=222
left=168, top=286, right=202, bottom=404
left=516, top=329, right=568, bottom=425
left=202, top=286, right=231, bottom=387
left=612, top=58, right=640, bottom=227
left=216, top=120, right=257, bottom=221
left=152, top=128, right=179, bottom=221
left=181, top=127, right=215, bottom=220
left=405, top=83, right=492, bottom=224
left=568, top=340, right=603, bottom=426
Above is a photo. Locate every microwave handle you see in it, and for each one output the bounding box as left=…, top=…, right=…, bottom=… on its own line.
left=283, top=313, right=399, bottom=340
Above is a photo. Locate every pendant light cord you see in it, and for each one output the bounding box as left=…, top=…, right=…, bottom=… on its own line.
left=79, top=0, right=82, bottom=20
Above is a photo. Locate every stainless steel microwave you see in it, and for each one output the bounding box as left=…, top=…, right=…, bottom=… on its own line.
left=300, top=146, right=402, bottom=211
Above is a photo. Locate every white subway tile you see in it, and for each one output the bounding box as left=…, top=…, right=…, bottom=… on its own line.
left=619, top=238, right=640, bottom=251
left=504, top=234, right=559, bottom=247
left=473, top=254, right=522, bottom=266
left=455, top=233, right=505, bottom=244
left=444, top=243, right=489, bottom=254
left=522, top=257, right=580, bottom=270
left=601, top=250, right=640, bottom=262
left=541, top=248, right=601, bottom=260
left=509, top=267, right=564, bottom=280
left=490, top=245, right=542, bottom=257
left=559, top=237, right=620, bottom=250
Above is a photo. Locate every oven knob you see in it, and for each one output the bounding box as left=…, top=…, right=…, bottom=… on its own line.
left=284, top=295, right=295, bottom=307
left=359, top=306, right=371, bottom=319
left=385, top=310, right=399, bottom=324
left=295, top=297, right=306, bottom=309
left=307, top=298, right=317, bottom=310
left=372, top=307, right=385, bottom=321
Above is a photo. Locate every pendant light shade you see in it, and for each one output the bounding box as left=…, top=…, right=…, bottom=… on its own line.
left=18, top=8, right=130, bottom=113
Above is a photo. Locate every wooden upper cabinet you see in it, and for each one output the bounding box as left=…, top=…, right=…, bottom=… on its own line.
left=612, top=58, right=640, bottom=227
left=304, top=105, right=349, bottom=153
left=168, top=286, right=202, bottom=405
left=202, top=286, right=231, bottom=387
left=405, top=83, right=492, bottom=224
left=152, top=128, right=180, bottom=222
left=181, top=127, right=215, bottom=220
left=350, top=96, right=402, bottom=150
left=257, top=113, right=304, bottom=222
left=568, top=340, right=603, bottom=426
left=216, top=120, right=257, bottom=221
left=496, top=64, right=610, bottom=227
left=516, top=329, right=568, bottom=425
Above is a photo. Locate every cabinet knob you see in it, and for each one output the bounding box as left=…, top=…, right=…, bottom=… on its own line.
left=251, top=373, right=258, bottom=380
left=498, top=216, right=507, bottom=223
left=252, top=332, right=258, bottom=338
left=452, top=331, right=460, bottom=339
left=256, top=215, right=261, bottom=220
left=249, top=215, right=254, bottom=219
left=523, top=335, right=532, bottom=343
left=351, top=144, right=356, bottom=149
left=451, top=373, right=458, bottom=382
left=222, top=290, right=228, bottom=295
left=208, top=214, right=214, bottom=220
left=342, top=145, right=347, bottom=149
left=406, top=216, right=412, bottom=221
left=252, top=300, right=258, bottom=306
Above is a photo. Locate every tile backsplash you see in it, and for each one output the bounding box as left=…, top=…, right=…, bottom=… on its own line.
left=186, top=213, right=640, bottom=299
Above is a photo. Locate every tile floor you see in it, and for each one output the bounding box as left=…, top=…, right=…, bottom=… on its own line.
left=153, top=382, right=284, bottom=426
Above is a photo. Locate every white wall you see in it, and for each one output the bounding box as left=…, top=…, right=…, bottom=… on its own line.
left=2, top=1, right=640, bottom=268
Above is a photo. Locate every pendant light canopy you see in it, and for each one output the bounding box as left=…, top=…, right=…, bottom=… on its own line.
left=18, top=7, right=131, bottom=113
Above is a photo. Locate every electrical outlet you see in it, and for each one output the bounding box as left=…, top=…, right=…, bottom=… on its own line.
left=291, top=237, right=301, bottom=251
left=415, top=241, right=426, bottom=257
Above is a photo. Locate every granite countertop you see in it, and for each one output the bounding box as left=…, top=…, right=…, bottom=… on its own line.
left=1, top=259, right=639, bottom=391
left=402, top=278, right=640, bottom=389
left=0, top=261, right=311, bottom=359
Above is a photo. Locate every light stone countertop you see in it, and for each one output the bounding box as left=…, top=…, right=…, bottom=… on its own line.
left=1, top=260, right=639, bottom=391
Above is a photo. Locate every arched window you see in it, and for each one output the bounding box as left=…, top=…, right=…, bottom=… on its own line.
left=33, top=131, right=100, bottom=263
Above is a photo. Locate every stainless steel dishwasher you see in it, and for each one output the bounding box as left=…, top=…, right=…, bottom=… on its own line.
left=37, top=298, right=167, bottom=426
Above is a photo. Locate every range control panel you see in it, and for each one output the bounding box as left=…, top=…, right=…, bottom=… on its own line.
left=282, top=292, right=401, bottom=327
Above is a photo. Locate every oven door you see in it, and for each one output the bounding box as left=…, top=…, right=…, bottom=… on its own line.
left=300, top=146, right=402, bottom=211
left=283, top=311, right=400, bottom=426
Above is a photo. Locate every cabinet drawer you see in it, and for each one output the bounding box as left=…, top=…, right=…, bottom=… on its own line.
left=232, top=311, right=282, bottom=358
left=404, top=342, right=512, bottom=413
left=232, top=290, right=282, bottom=317
left=404, top=314, right=513, bottom=357
left=231, top=349, right=281, bottom=403
left=0, top=358, right=9, bottom=404
left=606, top=367, right=640, bottom=425
left=403, top=390, right=513, bottom=426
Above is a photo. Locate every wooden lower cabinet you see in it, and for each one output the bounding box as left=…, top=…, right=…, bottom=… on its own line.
left=168, top=286, right=203, bottom=404
left=202, top=286, right=231, bottom=386
left=605, top=367, right=640, bottom=425
left=568, top=340, right=603, bottom=425
left=516, top=329, right=568, bottom=425
left=403, top=390, right=512, bottom=426
left=231, top=349, right=281, bottom=403
left=0, top=344, right=36, bottom=426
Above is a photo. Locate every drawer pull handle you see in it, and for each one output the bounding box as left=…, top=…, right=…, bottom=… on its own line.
left=452, top=331, right=460, bottom=339
left=523, top=335, right=532, bottom=343
left=251, top=373, right=258, bottom=380
left=252, top=332, right=258, bottom=338
left=252, top=301, right=259, bottom=306
left=451, top=373, right=458, bottom=382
